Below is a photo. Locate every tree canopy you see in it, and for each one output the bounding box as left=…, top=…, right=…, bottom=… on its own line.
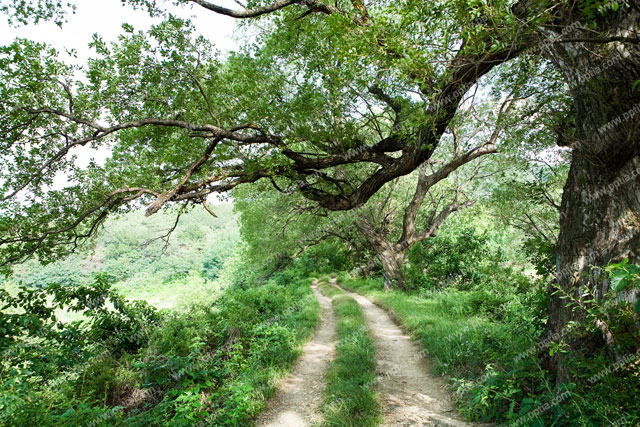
left=0, top=0, right=565, bottom=270
left=2, top=0, right=640, bottom=420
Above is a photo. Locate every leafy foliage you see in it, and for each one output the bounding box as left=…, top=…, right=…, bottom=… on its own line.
left=1, top=257, right=320, bottom=425
left=0, top=0, right=75, bottom=26
left=1, top=0, right=639, bottom=425
left=605, top=259, right=640, bottom=294
left=0, top=274, right=158, bottom=426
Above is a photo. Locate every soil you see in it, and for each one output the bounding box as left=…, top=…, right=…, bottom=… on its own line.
left=257, top=278, right=482, bottom=426
left=331, top=278, right=477, bottom=427
left=254, top=280, right=337, bottom=427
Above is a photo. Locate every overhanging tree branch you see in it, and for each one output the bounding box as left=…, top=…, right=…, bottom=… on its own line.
left=188, top=0, right=340, bottom=18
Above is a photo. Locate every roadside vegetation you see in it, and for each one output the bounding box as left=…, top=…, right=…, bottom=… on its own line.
left=2, top=206, right=239, bottom=312
left=2, top=1, right=640, bottom=426
left=1, top=263, right=322, bottom=426
left=337, top=215, right=640, bottom=425
left=0, top=208, right=330, bottom=426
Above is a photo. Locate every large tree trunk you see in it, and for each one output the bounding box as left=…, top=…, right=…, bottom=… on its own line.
left=355, top=217, right=409, bottom=291
left=550, top=155, right=640, bottom=380
left=379, top=249, right=407, bottom=291
left=546, top=6, right=640, bottom=381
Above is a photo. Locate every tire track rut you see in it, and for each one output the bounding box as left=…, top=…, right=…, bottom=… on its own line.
left=255, top=280, right=336, bottom=427
left=331, top=278, right=477, bottom=427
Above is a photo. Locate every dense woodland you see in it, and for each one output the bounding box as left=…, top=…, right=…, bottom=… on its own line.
left=1, top=0, right=640, bottom=426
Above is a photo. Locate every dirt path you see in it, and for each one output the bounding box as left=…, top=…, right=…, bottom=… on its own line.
left=331, top=279, right=476, bottom=427
left=255, top=280, right=336, bottom=427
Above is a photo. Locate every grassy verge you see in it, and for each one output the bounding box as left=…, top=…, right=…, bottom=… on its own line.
left=336, top=273, right=640, bottom=426
left=317, top=280, right=382, bottom=427
left=335, top=272, right=546, bottom=423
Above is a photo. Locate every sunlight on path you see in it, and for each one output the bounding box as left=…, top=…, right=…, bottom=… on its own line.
left=255, top=280, right=337, bottom=427
left=332, top=279, right=481, bottom=427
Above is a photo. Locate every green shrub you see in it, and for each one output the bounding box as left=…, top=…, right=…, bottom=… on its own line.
left=339, top=272, right=640, bottom=425
left=125, top=269, right=320, bottom=425
left=405, top=227, right=510, bottom=292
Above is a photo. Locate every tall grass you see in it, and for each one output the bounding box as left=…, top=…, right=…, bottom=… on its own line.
left=336, top=273, right=547, bottom=422
left=337, top=273, right=640, bottom=425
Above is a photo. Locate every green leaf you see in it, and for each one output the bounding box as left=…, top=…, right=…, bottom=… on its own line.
left=625, top=264, right=640, bottom=275
left=611, top=274, right=630, bottom=292
left=605, top=258, right=629, bottom=273
left=519, top=397, right=535, bottom=415
left=532, top=418, right=545, bottom=427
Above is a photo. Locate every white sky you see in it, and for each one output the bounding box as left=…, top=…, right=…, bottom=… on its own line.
left=0, top=0, right=242, bottom=190
left=0, top=0, right=241, bottom=61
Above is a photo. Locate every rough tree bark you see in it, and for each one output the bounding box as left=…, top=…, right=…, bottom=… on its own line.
left=545, top=4, right=640, bottom=381
left=379, top=249, right=407, bottom=291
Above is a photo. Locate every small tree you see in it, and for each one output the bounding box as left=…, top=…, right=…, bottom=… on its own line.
left=354, top=137, right=495, bottom=290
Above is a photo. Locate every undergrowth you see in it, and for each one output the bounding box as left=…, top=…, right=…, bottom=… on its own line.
left=337, top=273, right=640, bottom=426
left=0, top=265, right=320, bottom=426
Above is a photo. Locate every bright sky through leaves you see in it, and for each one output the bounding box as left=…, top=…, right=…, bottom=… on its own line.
left=0, top=0, right=240, bottom=189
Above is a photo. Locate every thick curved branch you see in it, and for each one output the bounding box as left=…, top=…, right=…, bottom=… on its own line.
left=175, top=0, right=532, bottom=214
left=188, top=0, right=339, bottom=18
left=399, top=142, right=497, bottom=244
left=17, top=107, right=274, bottom=143
left=189, top=0, right=298, bottom=17
left=300, top=41, right=528, bottom=211
left=554, top=36, right=640, bottom=44
left=408, top=199, right=474, bottom=246
left=145, top=137, right=222, bottom=216
left=2, top=107, right=279, bottom=202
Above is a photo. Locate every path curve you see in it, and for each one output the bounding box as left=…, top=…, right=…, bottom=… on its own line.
left=255, top=279, right=336, bottom=427
left=331, top=279, right=477, bottom=427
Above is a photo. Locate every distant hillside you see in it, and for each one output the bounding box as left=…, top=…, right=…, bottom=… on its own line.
left=4, top=204, right=239, bottom=309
